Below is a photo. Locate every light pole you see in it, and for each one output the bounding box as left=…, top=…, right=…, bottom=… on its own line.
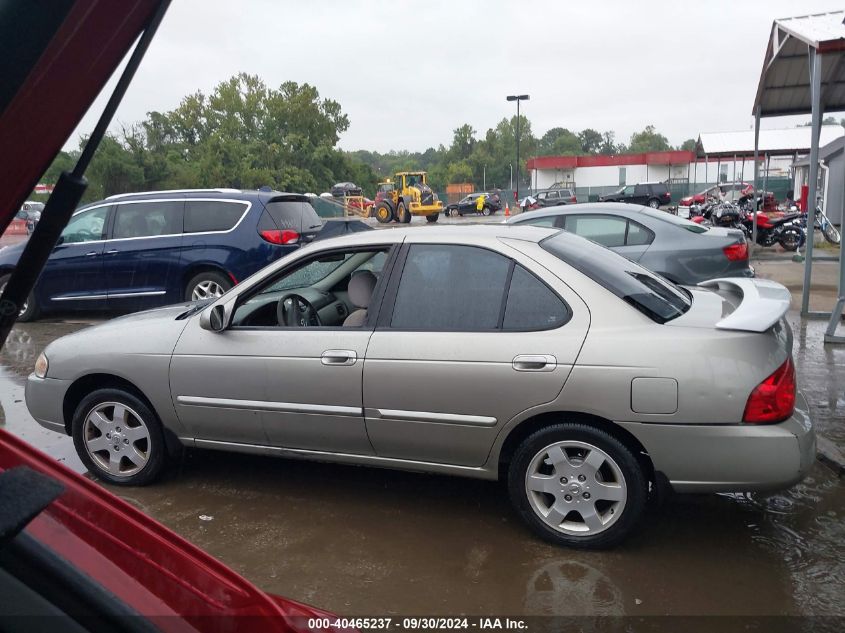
left=506, top=94, right=529, bottom=202
left=509, top=164, right=513, bottom=190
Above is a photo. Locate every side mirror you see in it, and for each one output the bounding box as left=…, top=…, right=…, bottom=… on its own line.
left=200, top=298, right=235, bottom=332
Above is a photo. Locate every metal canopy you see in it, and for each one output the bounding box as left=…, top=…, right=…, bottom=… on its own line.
left=753, top=12, right=845, bottom=117
left=751, top=11, right=845, bottom=343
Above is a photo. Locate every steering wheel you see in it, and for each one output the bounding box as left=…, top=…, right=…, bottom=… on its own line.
left=276, top=293, right=321, bottom=327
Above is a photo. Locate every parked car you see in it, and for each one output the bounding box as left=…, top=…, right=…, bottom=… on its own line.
left=330, top=182, right=363, bottom=198
left=0, top=189, right=323, bottom=322
left=535, top=188, right=577, bottom=207
left=598, top=182, right=671, bottom=208
left=0, top=428, right=343, bottom=632
left=507, top=202, right=753, bottom=285
left=444, top=192, right=499, bottom=216
left=17, top=201, right=44, bottom=234
left=27, top=224, right=813, bottom=549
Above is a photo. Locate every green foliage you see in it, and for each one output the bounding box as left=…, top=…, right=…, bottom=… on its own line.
left=679, top=138, right=697, bottom=151
left=628, top=125, right=671, bottom=153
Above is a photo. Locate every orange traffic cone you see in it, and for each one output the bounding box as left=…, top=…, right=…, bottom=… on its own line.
left=505, top=202, right=510, bottom=217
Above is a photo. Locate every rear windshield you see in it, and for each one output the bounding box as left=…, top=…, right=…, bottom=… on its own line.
left=540, top=231, right=691, bottom=323
left=264, top=199, right=322, bottom=232
left=639, top=208, right=708, bottom=234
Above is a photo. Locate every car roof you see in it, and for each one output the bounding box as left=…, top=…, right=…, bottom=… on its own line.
left=300, top=223, right=559, bottom=251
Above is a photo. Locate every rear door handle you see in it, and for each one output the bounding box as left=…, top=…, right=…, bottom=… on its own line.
left=512, top=354, right=557, bottom=372
left=105, top=249, right=119, bottom=255
left=321, top=350, right=357, bottom=366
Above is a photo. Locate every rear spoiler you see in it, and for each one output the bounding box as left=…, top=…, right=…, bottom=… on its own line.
left=698, top=278, right=791, bottom=333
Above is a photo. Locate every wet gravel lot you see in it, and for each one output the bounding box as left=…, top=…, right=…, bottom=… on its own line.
left=2, top=313, right=843, bottom=618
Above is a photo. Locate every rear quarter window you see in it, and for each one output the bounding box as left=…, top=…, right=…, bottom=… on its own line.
left=184, top=200, right=248, bottom=233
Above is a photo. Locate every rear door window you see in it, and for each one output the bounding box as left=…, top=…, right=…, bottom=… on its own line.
left=503, top=265, right=570, bottom=330
left=112, top=201, right=183, bottom=239
left=626, top=220, right=654, bottom=246
left=184, top=200, right=248, bottom=233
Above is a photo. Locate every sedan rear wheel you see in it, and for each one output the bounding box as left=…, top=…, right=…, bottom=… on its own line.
left=508, top=423, right=647, bottom=549
left=647, top=198, right=660, bottom=209
left=72, top=388, right=167, bottom=485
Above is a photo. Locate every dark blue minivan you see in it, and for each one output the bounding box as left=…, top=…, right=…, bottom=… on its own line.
left=0, top=189, right=323, bottom=321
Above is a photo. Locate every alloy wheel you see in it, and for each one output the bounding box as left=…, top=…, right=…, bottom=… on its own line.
left=191, top=280, right=225, bottom=301
left=82, top=402, right=151, bottom=477
left=524, top=440, right=627, bottom=536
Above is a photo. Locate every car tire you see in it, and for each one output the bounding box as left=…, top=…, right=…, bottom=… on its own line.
left=426, top=213, right=439, bottom=223
left=397, top=202, right=411, bottom=224
left=508, top=423, right=647, bottom=550
left=0, top=273, right=39, bottom=322
left=72, top=388, right=167, bottom=486
left=482, top=206, right=492, bottom=216
left=374, top=201, right=394, bottom=224
left=647, top=198, right=660, bottom=209
left=184, top=271, right=232, bottom=302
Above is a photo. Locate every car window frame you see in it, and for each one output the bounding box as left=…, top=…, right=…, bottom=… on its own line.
left=227, top=243, right=400, bottom=332
left=183, top=198, right=252, bottom=235
left=377, top=242, right=572, bottom=333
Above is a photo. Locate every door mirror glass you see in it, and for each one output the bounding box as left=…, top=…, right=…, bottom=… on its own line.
left=209, top=305, right=225, bottom=331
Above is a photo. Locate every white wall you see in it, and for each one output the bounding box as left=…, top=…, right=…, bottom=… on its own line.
left=531, top=154, right=807, bottom=192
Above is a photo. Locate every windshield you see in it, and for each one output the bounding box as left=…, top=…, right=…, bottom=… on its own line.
left=259, top=254, right=353, bottom=294
left=541, top=231, right=691, bottom=323
left=639, top=208, right=709, bottom=233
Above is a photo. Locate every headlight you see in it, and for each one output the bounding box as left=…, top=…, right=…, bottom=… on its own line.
left=34, top=352, right=48, bottom=378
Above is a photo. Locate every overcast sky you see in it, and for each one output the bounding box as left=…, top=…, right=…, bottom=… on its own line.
left=68, top=0, right=844, bottom=154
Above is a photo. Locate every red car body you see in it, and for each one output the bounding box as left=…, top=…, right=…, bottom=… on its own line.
left=0, top=428, right=341, bottom=632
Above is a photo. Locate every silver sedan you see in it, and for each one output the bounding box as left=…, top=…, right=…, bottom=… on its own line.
left=507, top=202, right=754, bottom=285
left=25, top=225, right=814, bottom=549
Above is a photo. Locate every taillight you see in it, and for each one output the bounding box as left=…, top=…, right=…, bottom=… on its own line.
left=743, top=358, right=796, bottom=423
left=723, top=242, right=748, bottom=261
left=570, top=196, right=577, bottom=203
left=260, top=229, right=300, bottom=245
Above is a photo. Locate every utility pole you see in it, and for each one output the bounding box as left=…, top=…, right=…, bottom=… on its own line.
left=506, top=94, right=530, bottom=202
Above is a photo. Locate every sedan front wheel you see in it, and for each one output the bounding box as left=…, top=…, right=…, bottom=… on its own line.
left=508, top=423, right=647, bottom=549
left=72, top=388, right=167, bottom=485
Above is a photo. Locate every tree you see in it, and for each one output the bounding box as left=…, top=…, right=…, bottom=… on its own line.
left=538, top=127, right=580, bottom=156
left=679, top=138, right=697, bottom=151
left=627, top=125, right=671, bottom=153
left=599, top=131, right=620, bottom=155
left=579, top=128, right=603, bottom=154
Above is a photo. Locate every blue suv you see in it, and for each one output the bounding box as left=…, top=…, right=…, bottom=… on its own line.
left=0, top=189, right=323, bottom=321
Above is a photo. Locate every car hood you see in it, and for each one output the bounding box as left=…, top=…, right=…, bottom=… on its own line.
left=43, top=302, right=200, bottom=380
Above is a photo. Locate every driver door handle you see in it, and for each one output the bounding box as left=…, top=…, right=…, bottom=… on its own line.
left=512, top=354, right=557, bottom=372
left=321, top=350, right=357, bottom=366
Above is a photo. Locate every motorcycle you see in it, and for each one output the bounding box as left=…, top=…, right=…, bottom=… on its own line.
left=740, top=209, right=805, bottom=251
